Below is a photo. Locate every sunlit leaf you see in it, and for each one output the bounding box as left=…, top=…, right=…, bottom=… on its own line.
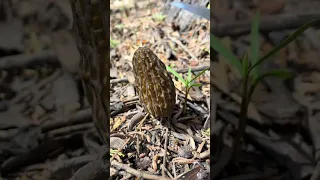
left=190, top=83, right=202, bottom=87
left=110, top=38, right=120, bottom=48
left=187, top=67, right=192, bottom=83
left=166, top=65, right=187, bottom=86
left=152, top=12, right=166, bottom=21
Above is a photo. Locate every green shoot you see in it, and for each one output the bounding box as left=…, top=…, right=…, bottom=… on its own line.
left=203, top=128, right=210, bottom=137
left=115, top=24, right=125, bottom=30
left=167, top=66, right=208, bottom=114
left=152, top=13, right=166, bottom=22
left=110, top=37, right=120, bottom=48
left=110, top=148, right=124, bottom=157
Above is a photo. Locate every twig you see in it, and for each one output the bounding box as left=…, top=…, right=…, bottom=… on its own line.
left=128, top=112, right=146, bottom=130
left=212, top=11, right=320, bottom=36
left=0, top=50, right=58, bottom=69
left=10, top=70, right=62, bottom=104
left=162, top=125, right=169, bottom=177
left=68, top=159, right=109, bottom=180
left=41, top=108, right=92, bottom=132
left=167, top=36, right=198, bottom=61
left=111, top=161, right=171, bottom=180
left=136, top=113, right=149, bottom=130
left=174, top=66, right=209, bottom=74
left=46, top=123, right=94, bottom=138
left=198, top=150, right=210, bottom=159
left=111, top=78, right=129, bottom=84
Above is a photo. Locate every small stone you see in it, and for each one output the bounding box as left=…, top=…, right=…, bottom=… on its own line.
left=178, top=145, right=193, bottom=158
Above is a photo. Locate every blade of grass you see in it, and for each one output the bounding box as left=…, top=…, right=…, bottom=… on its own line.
left=250, top=11, right=260, bottom=79
left=211, top=34, right=242, bottom=75
left=248, top=69, right=294, bottom=100
left=187, top=67, right=192, bottom=83
left=166, top=65, right=187, bottom=86
left=249, top=20, right=317, bottom=74
left=241, top=52, right=249, bottom=77
left=190, top=83, right=202, bottom=87
left=190, top=68, right=209, bottom=83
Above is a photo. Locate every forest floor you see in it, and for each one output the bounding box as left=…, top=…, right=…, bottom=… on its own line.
left=110, top=0, right=210, bottom=179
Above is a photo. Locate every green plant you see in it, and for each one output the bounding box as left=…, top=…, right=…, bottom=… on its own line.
left=152, top=12, right=166, bottom=22
left=110, top=37, right=120, bottom=48
left=110, top=148, right=125, bottom=157
left=115, top=24, right=125, bottom=30
left=203, top=128, right=210, bottom=137
left=166, top=66, right=208, bottom=114
left=212, top=13, right=317, bottom=162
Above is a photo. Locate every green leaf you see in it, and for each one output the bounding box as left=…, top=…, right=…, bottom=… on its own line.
left=250, top=11, right=260, bottom=78
left=211, top=34, right=242, bottom=75
left=166, top=65, right=187, bottom=86
left=152, top=13, right=166, bottom=21
left=241, top=52, right=249, bottom=77
left=110, top=38, right=120, bottom=48
left=190, top=83, right=202, bottom=87
left=187, top=67, right=192, bottom=83
left=190, top=68, right=208, bottom=83
left=249, top=20, right=317, bottom=74
left=248, top=69, right=294, bottom=100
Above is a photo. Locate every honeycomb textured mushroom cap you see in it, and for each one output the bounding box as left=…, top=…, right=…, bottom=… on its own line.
left=132, top=47, right=176, bottom=118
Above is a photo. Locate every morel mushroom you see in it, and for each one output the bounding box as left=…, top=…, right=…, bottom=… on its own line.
left=132, top=47, right=176, bottom=118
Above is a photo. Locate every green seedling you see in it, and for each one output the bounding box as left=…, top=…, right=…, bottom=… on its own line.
left=166, top=66, right=208, bottom=114
left=211, top=12, right=317, bottom=163
left=110, top=148, right=124, bottom=157
left=110, top=37, right=120, bottom=48
left=115, top=24, right=125, bottom=30
left=203, top=128, right=210, bottom=137
left=152, top=12, right=166, bottom=22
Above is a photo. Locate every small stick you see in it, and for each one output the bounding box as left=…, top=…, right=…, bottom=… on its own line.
left=112, top=161, right=171, bottom=180
left=166, top=36, right=198, bottom=61
left=162, top=123, right=169, bottom=177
